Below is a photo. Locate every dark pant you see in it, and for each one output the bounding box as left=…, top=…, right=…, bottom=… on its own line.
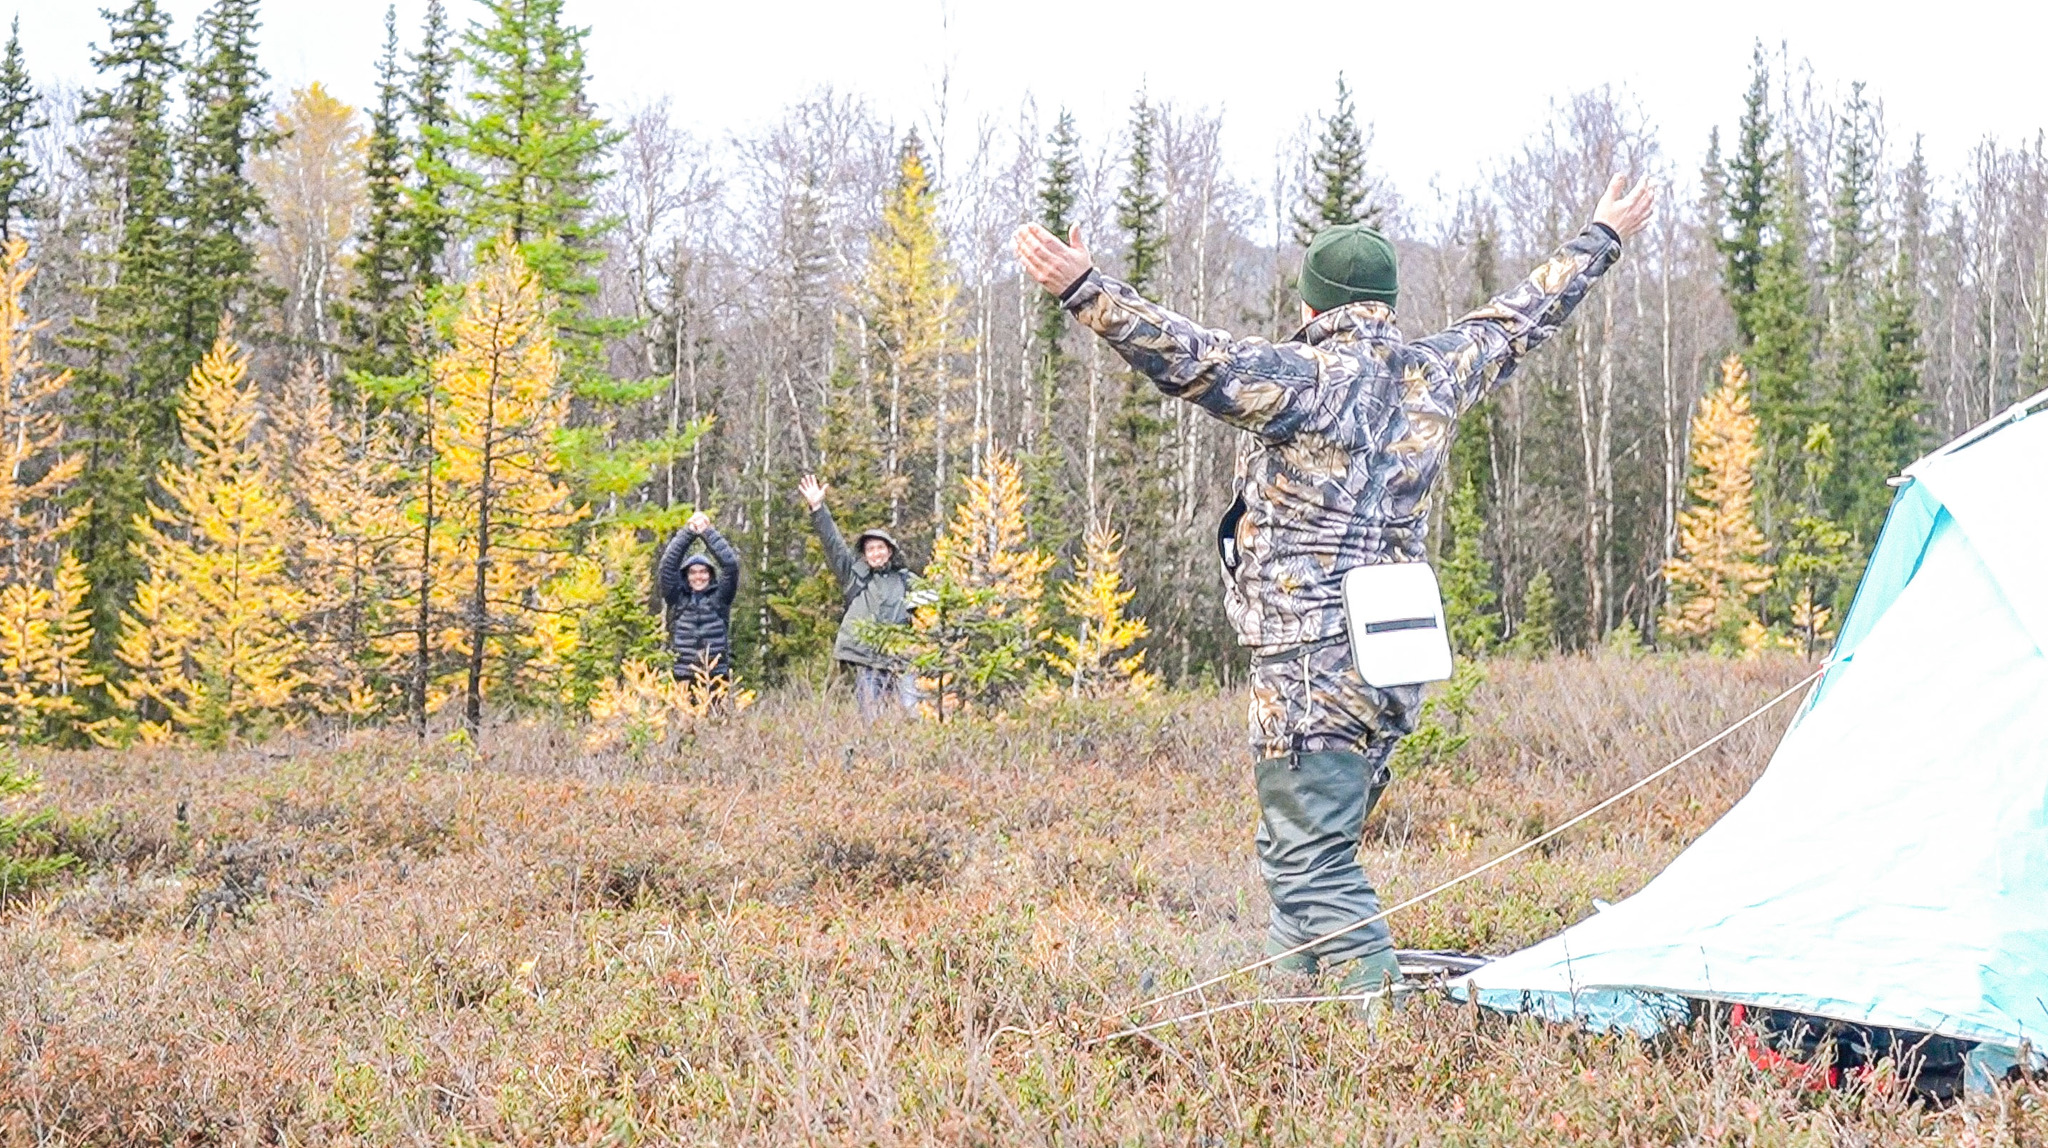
left=1254, top=741, right=1398, bottom=965
left=851, top=663, right=918, bottom=720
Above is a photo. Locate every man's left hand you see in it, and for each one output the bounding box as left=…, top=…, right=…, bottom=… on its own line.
left=1013, top=223, right=1093, bottom=296
left=687, top=511, right=711, bottom=533
left=1592, top=175, right=1656, bottom=241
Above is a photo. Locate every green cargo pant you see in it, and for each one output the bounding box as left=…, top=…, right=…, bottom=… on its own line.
left=1255, top=743, right=1398, bottom=965
left=1248, top=638, right=1417, bottom=967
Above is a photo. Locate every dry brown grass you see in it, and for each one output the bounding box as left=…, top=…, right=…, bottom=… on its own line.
left=3, top=652, right=2043, bottom=1145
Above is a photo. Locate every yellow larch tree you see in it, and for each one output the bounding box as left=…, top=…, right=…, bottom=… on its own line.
left=251, top=83, right=366, bottom=364
left=1662, top=355, right=1775, bottom=653
left=1047, top=523, right=1157, bottom=698
left=0, top=557, right=98, bottom=744
left=114, top=322, right=309, bottom=745
left=858, top=131, right=968, bottom=537
left=930, top=445, right=1052, bottom=607
left=890, top=444, right=1053, bottom=718
left=0, top=238, right=94, bottom=743
left=267, top=362, right=407, bottom=717
left=430, top=238, right=586, bottom=736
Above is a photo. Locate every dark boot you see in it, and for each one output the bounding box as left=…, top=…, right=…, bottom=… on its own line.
left=1332, top=945, right=1410, bottom=1017
left=1264, top=934, right=1320, bottom=977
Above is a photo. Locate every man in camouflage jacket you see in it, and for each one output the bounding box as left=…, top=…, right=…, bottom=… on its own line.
left=1015, top=175, right=1656, bottom=989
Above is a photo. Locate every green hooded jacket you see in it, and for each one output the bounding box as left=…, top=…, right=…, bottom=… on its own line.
left=811, top=506, right=917, bottom=669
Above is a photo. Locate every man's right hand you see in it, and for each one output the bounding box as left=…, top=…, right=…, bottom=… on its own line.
left=1013, top=223, right=1094, bottom=296
left=797, top=474, right=827, bottom=511
left=1592, top=175, right=1656, bottom=241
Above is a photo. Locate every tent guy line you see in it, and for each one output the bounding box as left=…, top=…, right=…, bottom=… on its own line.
left=1084, top=665, right=1828, bottom=1047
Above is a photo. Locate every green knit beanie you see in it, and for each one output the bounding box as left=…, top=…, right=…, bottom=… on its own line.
left=1299, top=223, right=1398, bottom=313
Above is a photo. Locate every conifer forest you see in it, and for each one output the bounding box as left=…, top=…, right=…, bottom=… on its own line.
left=0, top=0, right=2040, bottom=742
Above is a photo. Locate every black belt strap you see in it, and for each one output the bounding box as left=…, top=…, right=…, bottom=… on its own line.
left=1251, top=631, right=1349, bottom=667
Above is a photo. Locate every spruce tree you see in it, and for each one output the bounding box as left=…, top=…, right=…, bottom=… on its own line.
left=1444, top=200, right=1500, bottom=537
left=1509, top=569, right=1557, bottom=658
left=1116, top=94, right=1164, bottom=295
left=175, top=0, right=273, bottom=348
left=1107, top=96, right=1173, bottom=590
left=1816, top=86, right=1884, bottom=535
left=1832, top=140, right=1929, bottom=556
left=342, top=6, right=413, bottom=380
left=1716, top=45, right=1774, bottom=342
left=0, top=20, right=42, bottom=242
left=436, top=0, right=623, bottom=372
left=1438, top=475, right=1501, bottom=656
left=1032, top=110, right=1082, bottom=439
left=403, top=0, right=456, bottom=289
left=1852, top=231, right=1928, bottom=541
left=1292, top=74, right=1383, bottom=245
left=1109, top=93, right=1171, bottom=521
left=1745, top=142, right=1817, bottom=537
left=1820, top=85, right=1879, bottom=325
left=1023, top=111, right=1084, bottom=540
left=68, top=0, right=185, bottom=658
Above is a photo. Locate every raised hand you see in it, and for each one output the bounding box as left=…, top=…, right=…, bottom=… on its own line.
left=1592, top=175, right=1657, bottom=241
left=1013, top=223, right=1094, bottom=296
left=797, top=474, right=828, bottom=512
left=686, top=510, right=712, bottom=533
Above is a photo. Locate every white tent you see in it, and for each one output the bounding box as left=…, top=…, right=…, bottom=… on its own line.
left=1456, top=394, right=2048, bottom=1090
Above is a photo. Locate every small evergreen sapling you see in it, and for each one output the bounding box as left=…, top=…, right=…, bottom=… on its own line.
left=1509, top=569, right=1558, bottom=658
left=0, top=755, right=72, bottom=902
left=1437, top=475, right=1501, bottom=657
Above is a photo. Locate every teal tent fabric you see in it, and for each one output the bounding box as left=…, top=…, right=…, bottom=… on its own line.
left=1455, top=407, right=2048, bottom=1088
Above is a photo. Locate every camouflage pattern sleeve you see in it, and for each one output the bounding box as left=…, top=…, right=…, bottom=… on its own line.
left=1411, top=224, right=1623, bottom=417
left=1062, top=271, right=1336, bottom=443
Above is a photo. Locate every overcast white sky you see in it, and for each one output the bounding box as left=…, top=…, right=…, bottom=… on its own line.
left=11, top=0, right=2047, bottom=220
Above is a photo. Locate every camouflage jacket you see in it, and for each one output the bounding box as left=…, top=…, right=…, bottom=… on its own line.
left=1061, top=224, right=1622, bottom=655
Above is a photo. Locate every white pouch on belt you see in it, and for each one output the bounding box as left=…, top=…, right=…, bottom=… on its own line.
left=1341, top=562, right=1453, bottom=688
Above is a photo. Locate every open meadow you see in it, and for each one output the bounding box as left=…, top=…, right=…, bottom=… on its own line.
left=3, top=653, right=2043, bottom=1145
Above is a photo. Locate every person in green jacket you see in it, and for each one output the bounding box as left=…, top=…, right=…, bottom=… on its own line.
left=798, top=474, right=920, bottom=718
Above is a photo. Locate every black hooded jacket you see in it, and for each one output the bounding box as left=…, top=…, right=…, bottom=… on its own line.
left=657, top=525, right=740, bottom=675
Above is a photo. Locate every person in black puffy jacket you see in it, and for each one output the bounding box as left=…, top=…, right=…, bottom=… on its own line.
left=657, top=511, right=741, bottom=682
